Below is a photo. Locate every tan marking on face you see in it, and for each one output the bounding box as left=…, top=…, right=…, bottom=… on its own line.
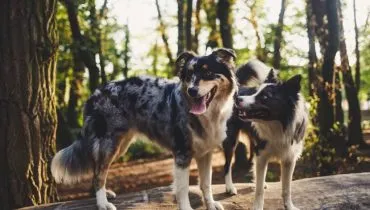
left=202, top=64, right=208, bottom=69
left=197, top=80, right=217, bottom=96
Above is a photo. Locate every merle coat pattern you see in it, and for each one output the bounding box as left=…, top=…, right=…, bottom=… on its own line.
left=51, top=48, right=238, bottom=210
left=223, top=60, right=308, bottom=210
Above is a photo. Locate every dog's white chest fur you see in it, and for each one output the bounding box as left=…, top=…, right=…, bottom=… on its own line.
left=191, top=96, right=234, bottom=158
left=253, top=97, right=307, bottom=161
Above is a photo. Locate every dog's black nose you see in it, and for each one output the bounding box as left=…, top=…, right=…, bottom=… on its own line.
left=236, top=97, right=243, bottom=106
left=187, top=87, right=199, bottom=97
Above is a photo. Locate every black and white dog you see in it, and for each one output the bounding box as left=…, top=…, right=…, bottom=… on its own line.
left=51, top=49, right=238, bottom=210
left=223, top=60, right=308, bottom=210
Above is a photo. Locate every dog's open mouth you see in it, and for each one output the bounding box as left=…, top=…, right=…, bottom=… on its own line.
left=189, top=86, right=217, bottom=115
left=237, top=108, right=270, bottom=121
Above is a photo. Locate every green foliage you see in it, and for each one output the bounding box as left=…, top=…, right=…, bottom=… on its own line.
left=117, top=138, right=165, bottom=162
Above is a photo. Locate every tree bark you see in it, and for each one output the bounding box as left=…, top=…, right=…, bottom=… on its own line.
left=245, top=0, right=266, bottom=61
left=155, top=0, right=175, bottom=75
left=177, top=0, right=185, bottom=56
left=0, top=0, right=58, bottom=208
left=306, top=0, right=319, bottom=96
left=123, top=23, right=130, bottom=78
left=67, top=49, right=84, bottom=129
left=62, top=0, right=100, bottom=93
left=88, top=0, right=107, bottom=85
left=185, top=0, right=193, bottom=50
left=217, top=0, right=233, bottom=48
left=273, top=0, right=287, bottom=69
left=316, top=0, right=339, bottom=143
left=192, top=0, right=202, bottom=53
left=203, top=0, right=220, bottom=50
left=338, top=0, right=364, bottom=147
left=353, top=0, right=360, bottom=90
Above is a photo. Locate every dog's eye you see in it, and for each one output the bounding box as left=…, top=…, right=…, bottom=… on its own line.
left=262, top=95, right=268, bottom=100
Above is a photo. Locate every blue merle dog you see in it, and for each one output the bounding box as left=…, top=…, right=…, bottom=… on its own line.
left=223, top=60, right=308, bottom=210
left=51, top=48, right=238, bottom=210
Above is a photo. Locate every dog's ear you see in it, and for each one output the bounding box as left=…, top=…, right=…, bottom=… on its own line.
left=176, top=51, right=196, bottom=79
left=212, top=48, right=236, bottom=69
left=283, top=74, right=302, bottom=93
left=264, top=69, right=279, bottom=83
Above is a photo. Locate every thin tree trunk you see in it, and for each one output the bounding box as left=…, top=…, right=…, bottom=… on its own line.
left=353, top=0, right=360, bottom=90
left=67, top=49, right=84, bottom=129
left=186, top=0, right=193, bottom=50
left=273, top=0, right=287, bottom=69
left=155, top=0, right=175, bottom=75
left=306, top=0, right=319, bottom=96
left=217, top=0, right=233, bottom=48
left=62, top=0, right=100, bottom=93
left=338, top=0, right=365, bottom=147
left=334, top=67, right=346, bottom=156
left=203, top=0, right=220, bottom=50
left=123, top=23, right=130, bottom=78
left=88, top=0, right=107, bottom=85
left=245, top=0, right=265, bottom=61
left=0, top=0, right=58, bottom=208
left=317, top=0, right=339, bottom=146
left=178, top=0, right=185, bottom=55
left=193, top=0, right=202, bottom=52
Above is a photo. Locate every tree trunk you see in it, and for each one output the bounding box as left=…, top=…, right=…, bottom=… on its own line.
left=123, top=24, right=130, bottom=78
left=0, top=0, right=58, bottom=208
left=186, top=0, right=193, bottom=50
left=217, top=0, right=233, bottom=48
left=155, top=0, right=175, bottom=75
left=316, top=0, right=339, bottom=144
left=62, top=0, right=100, bottom=93
left=203, top=0, right=220, bottom=50
left=306, top=0, right=319, bottom=97
left=334, top=67, right=346, bottom=156
left=192, top=0, right=202, bottom=53
left=88, top=0, right=107, bottom=85
left=245, top=0, right=266, bottom=61
left=177, top=0, right=185, bottom=56
left=67, top=49, right=84, bottom=129
left=353, top=0, right=360, bottom=90
left=152, top=41, right=159, bottom=76
left=338, top=0, right=365, bottom=147
left=273, top=0, right=287, bottom=69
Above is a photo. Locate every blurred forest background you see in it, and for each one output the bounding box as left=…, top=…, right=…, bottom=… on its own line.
left=1, top=0, right=370, bottom=209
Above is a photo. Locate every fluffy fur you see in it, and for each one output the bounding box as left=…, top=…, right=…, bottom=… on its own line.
left=223, top=60, right=308, bottom=210
left=51, top=48, right=238, bottom=210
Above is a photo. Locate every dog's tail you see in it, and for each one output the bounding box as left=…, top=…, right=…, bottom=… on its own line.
left=51, top=137, right=92, bottom=184
left=236, top=59, right=277, bottom=86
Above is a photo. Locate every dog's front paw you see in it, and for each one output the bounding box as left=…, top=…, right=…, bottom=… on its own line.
left=285, top=204, right=300, bottom=210
left=106, top=189, right=116, bottom=199
left=97, top=201, right=116, bottom=210
left=207, top=201, right=224, bottom=210
left=226, top=185, right=238, bottom=195
left=179, top=206, right=194, bottom=210
left=253, top=200, right=263, bottom=210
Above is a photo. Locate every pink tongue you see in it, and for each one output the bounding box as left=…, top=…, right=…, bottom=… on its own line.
left=189, top=96, right=207, bottom=115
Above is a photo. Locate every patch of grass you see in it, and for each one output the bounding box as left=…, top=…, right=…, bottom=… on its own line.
left=117, top=137, right=165, bottom=162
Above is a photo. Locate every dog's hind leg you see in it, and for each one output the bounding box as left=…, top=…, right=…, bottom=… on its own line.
left=223, top=119, right=240, bottom=195
left=281, top=160, right=299, bottom=210
left=197, top=152, right=224, bottom=210
left=253, top=156, right=268, bottom=210
left=92, top=131, right=134, bottom=210
left=222, top=137, right=237, bottom=195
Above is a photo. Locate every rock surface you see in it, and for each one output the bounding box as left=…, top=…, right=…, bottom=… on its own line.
left=21, top=172, right=370, bottom=210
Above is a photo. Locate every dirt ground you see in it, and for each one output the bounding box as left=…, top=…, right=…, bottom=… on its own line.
left=57, top=132, right=370, bottom=201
